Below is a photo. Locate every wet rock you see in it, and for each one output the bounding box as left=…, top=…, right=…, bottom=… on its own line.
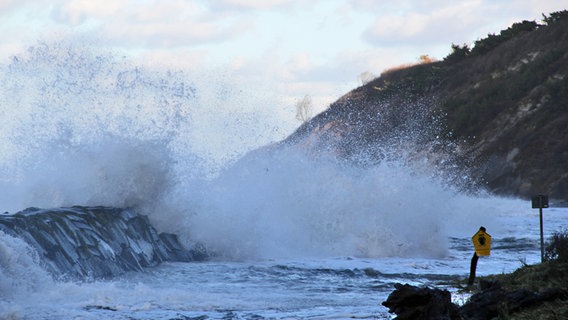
left=459, top=280, right=505, bottom=320
left=382, top=283, right=460, bottom=320
left=0, top=206, right=207, bottom=279
left=383, top=281, right=568, bottom=320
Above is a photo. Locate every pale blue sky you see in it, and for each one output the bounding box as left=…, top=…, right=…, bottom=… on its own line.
left=1, top=0, right=567, bottom=114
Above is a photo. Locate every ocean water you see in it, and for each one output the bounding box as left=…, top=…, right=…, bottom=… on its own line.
left=2, top=205, right=567, bottom=319
left=1, top=41, right=567, bottom=319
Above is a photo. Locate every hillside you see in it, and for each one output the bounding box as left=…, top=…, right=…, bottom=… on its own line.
left=285, top=11, right=568, bottom=204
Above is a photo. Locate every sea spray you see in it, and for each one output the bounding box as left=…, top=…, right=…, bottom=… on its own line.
left=0, top=39, right=500, bottom=264
left=168, top=143, right=498, bottom=260
left=159, top=94, right=492, bottom=260
left=0, top=41, right=192, bottom=212
left=0, top=40, right=291, bottom=213
left=1, top=137, right=174, bottom=212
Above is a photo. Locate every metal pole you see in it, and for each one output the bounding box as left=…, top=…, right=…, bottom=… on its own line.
left=539, top=204, right=544, bottom=263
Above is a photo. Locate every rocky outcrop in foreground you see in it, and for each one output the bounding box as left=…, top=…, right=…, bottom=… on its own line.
left=0, top=206, right=207, bottom=279
left=382, top=281, right=568, bottom=320
left=381, top=283, right=460, bottom=319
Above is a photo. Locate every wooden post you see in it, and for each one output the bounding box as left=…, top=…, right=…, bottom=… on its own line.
left=468, top=252, right=479, bottom=286
left=532, top=195, right=549, bottom=263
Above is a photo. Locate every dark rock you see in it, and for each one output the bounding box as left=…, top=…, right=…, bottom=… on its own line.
left=382, top=283, right=460, bottom=319
left=84, top=305, right=118, bottom=311
left=459, top=280, right=506, bottom=320
left=383, top=282, right=568, bottom=320
left=0, top=206, right=207, bottom=279
left=159, top=232, right=208, bottom=261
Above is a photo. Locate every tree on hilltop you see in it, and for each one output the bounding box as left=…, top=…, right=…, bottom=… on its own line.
left=542, top=10, right=568, bottom=24
left=295, top=94, right=313, bottom=123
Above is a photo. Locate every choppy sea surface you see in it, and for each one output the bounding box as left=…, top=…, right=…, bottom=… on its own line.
left=3, top=205, right=566, bottom=319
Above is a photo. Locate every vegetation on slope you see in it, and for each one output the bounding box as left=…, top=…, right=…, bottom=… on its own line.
left=287, top=10, right=568, bottom=202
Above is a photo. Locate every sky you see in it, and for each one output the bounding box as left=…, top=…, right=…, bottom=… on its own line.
left=1, top=0, right=567, bottom=116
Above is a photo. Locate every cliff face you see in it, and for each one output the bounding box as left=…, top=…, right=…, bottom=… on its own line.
left=286, top=14, right=568, bottom=203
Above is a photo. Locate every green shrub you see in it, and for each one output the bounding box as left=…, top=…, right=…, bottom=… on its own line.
left=542, top=10, right=568, bottom=25
left=470, top=20, right=539, bottom=56
left=544, top=229, right=568, bottom=262
left=444, top=43, right=471, bottom=62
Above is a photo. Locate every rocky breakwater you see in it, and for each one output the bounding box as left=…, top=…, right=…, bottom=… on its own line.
left=0, top=206, right=207, bottom=279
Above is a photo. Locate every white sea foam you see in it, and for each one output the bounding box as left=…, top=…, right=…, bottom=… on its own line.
left=0, top=231, right=54, bottom=316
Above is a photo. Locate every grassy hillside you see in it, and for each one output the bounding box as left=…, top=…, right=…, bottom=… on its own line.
left=286, top=11, right=568, bottom=203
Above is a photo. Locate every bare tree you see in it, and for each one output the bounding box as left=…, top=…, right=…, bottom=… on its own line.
left=295, top=94, right=313, bottom=123
left=418, top=54, right=437, bottom=64
left=358, top=71, right=376, bottom=85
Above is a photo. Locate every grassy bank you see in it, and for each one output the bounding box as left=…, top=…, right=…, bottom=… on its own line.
left=473, top=230, right=568, bottom=319
left=476, top=261, right=568, bottom=319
